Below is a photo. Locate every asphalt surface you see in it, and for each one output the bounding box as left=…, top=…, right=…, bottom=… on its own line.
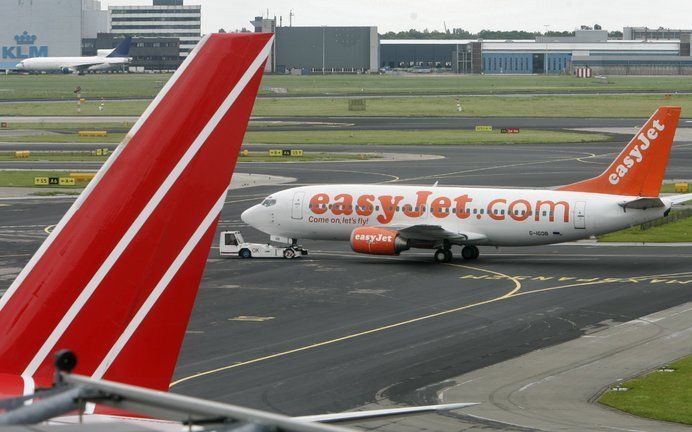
left=1, top=115, right=691, bottom=134
left=1, top=135, right=692, bottom=431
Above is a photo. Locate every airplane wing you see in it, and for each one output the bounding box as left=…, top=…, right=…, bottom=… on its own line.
left=391, top=224, right=487, bottom=245
left=68, top=62, right=104, bottom=72
left=295, top=402, right=478, bottom=422
left=0, top=371, right=477, bottom=431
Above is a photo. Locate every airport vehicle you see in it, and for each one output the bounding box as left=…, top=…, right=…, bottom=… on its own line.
left=15, top=36, right=132, bottom=74
left=219, top=230, right=307, bottom=258
left=242, top=106, right=692, bottom=263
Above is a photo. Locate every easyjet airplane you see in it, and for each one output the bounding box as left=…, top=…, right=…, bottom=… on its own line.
left=0, top=33, right=473, bottom=430
left=242, top=107, right=692, bottom=263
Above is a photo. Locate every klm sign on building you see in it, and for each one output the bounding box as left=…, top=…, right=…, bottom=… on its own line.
left=0, top=0, right=83, bottom=70
left=2, top=32, right=48, bottom=61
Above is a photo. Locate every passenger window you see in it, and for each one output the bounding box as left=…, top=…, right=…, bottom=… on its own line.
left=473, top=208, right=477, bottom=214
left=543, top=211, right=547, bottom=216
left=480, top=209, right=484, bottom=214
left=501, top=210, right=505, bottom=215
left=376, top=206, right=380, bottom=211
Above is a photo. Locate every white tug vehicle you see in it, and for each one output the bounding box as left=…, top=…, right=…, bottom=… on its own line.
left=219, top=231, right=308, bottom=259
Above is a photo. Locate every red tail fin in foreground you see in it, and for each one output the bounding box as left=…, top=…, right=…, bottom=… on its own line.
left=0, top=33, right=273, bottom=391
left=557, top=106, right=680, bottom=197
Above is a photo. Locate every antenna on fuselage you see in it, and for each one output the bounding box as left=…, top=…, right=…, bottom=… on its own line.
left=432, top=181, right=439, bottom=187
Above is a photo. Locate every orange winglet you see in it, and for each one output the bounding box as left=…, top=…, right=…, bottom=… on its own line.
left=557, top=106, right=681, bottom=197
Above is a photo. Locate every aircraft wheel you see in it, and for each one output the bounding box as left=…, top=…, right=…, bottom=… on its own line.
left=239, top=248, right=252, bottom=259
left=434, top=248, right=452, bottom=263
left=462, top=245, right=479, bottom=260
left=283, top=248, right=296, bottom=259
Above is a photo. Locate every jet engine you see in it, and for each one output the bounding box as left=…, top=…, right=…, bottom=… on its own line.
left=61, top=67, right=72, bottom=74
left=350, top=227, right=410, bottom=255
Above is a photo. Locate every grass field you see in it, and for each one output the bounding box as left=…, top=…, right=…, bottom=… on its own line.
left=0, top=122, right=133, bottom=130
left=0, top=151, right=110, bottom=161
left=3, top=74, right=692, bottom=100
left=597, top=216, right=692, bottom=242
left=0, top=133, right=125, bottom=143
left=1, top=93, right=687, bottom=118
left=599, top=356, right=692, bottom=425
left=244, top=129, right=610, bottom=145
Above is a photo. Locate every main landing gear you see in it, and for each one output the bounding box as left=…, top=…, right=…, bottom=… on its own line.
left=433, top=248, right=453, bottom=263
left=434, top=245, right=479, bottom=263
left=461, top=245, right=479, bottom=260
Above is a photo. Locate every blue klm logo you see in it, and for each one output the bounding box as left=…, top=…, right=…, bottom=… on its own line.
left=2, top=31, right=48, bottom=59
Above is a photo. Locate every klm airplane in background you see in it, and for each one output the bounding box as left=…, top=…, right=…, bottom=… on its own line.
left=15, top=36, right=132, bottom=74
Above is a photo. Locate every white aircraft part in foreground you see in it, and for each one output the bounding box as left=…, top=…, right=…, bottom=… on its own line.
left=242, top=107, right=692, bottom=262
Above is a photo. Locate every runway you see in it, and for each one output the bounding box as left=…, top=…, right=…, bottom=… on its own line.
left=1, top=130, right=692, bottom=431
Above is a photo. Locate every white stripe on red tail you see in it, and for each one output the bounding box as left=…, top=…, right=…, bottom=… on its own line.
left=0, top=33, right=273, bottom=392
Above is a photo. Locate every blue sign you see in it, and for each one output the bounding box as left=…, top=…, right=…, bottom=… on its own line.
left=1, top=31, right=48, bottom=67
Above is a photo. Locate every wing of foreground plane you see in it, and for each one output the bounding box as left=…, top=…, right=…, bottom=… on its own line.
left=0, top=370, right=476, bottom=431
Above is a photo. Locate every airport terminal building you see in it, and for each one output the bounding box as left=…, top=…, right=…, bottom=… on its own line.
left=380, top=30, right=690, bottom=75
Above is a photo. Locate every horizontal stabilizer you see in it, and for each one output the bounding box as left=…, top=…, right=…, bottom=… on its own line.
left=665, top=193, right=692, bottom=206
left=618, top=197, right=665, bottom=210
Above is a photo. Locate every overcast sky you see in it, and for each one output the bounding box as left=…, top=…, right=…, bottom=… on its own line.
left=100, top=0, right=692, bottom=35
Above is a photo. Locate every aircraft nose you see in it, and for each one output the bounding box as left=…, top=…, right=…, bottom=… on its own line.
left=15, top=62, right=23, bottom=69
left=241, top=204, right=260, bottom=226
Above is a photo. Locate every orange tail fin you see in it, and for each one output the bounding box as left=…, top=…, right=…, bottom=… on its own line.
left=557, top=106, right=680, bottom=197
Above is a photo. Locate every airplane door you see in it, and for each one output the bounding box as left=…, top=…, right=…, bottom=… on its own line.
left=574, top=201, right=586, bottom=229
left=291, top=191, right=305, bottom=220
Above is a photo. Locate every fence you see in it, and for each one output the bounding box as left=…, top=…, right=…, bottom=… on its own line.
left=639, top=208, right=692, bottom=230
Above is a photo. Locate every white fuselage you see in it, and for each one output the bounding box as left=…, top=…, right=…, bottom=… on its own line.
left=242, top=185, right=669, bottom=247
left=15, top=56, right=130, bottom=72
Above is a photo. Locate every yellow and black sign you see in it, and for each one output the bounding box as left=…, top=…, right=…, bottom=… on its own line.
left=475, top=125, right=493, bottom=132
left=78, top=131, right=107, bottom=137
left=35, top=177, right=77, bottom=186
left=675, top=183, right=689, bottom=193
left=290, top=149, right=304, bottom=156
left=268, top=149, right=283, bottom=157
left=15, top=151, right=30, bottom=159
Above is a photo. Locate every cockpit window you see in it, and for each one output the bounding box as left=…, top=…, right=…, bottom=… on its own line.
left=261, top=198, right=277, bottom=207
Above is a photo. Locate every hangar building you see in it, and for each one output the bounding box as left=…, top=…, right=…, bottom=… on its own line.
left=252, top=18, right=379, bottom=73
left=0, top=0, right=107, bottom=70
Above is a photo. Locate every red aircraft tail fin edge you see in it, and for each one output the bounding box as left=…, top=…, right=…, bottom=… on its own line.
left=0, top=33, right=273, bottom=393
